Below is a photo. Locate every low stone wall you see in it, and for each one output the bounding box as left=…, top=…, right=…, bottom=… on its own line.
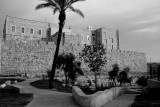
left=72, top=86, right=125, bottom=107
left=147, top=79, right=160, bottom=89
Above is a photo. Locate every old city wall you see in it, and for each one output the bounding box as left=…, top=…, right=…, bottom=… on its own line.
left=103, top=50, right=147, bottom=74
left=1, top=39, right=147, bottom=75
left=1, top=40, right=55, bottom=75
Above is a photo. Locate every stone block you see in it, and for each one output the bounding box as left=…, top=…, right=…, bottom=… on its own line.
left=5, top=80, right=11, bottom=85
left=0, top=84, right=6, bottom=88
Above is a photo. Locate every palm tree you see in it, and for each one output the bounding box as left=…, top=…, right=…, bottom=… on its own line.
left=36, top=0, right=85, bottom=88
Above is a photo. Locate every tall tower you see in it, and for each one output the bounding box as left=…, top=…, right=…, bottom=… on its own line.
left=116, top=29, right=120, bottom=50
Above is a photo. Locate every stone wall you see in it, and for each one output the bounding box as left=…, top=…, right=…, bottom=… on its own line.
left=72, top=86, right=125, bottom=107
left=103, top=49, right=147, bottom=73
left=1, top=39, right=55, bottom=75
left=0, top=39, right=147, bottom=75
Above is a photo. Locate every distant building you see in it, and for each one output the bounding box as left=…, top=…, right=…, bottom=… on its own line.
left=3, top=16, right=119, bottom=50
left=91, top=28, right=120, bottom=50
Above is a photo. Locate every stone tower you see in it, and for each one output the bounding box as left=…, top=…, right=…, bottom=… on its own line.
left=91, top=27, right=120, bottom=50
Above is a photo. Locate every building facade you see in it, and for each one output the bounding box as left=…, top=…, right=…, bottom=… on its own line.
left=3, top=16, right=119, bottom=49
left=91, top=28, right=119, bottom=50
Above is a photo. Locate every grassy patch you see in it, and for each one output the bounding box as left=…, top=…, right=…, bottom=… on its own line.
left=30, top=79, right=72, bottom=93
left=0, top=92, right=33, bottom=107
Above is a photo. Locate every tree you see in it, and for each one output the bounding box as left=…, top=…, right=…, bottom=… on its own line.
left=80, top=45, right=106, bottom=90
left=108, top=64, right=119, bottom=86
left=136, top=76, right=148, bottom=87
left=36, top=0, right=85, bottom=88
left=118, top=67, right=131, bottom=86
left=56, top=53, right=84, bottom=87
left=68, top=61, right=84, bottom=85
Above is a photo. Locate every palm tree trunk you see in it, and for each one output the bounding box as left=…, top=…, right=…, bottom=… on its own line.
left=49, top=21, right=65, bottom=88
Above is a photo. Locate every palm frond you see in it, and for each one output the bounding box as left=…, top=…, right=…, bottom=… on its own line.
left=69, top=6, right=84, bottom=18
left=36, top=0, right=61, bottom=10
left=54, top=0, right=64, bottom=9
left=67, top=0, right=85, bottom=7
left=53, top=7, right=60, bottom=14
left=35, top=3, right=53, bottom=10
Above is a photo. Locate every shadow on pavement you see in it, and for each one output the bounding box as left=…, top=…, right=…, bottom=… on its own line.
left=130, top=88, right=160, bottom=107
left=30, top=79, right=72, bottom=93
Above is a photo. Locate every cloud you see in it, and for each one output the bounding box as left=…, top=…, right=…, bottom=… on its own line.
left=132, top=26, right=160, bottom=33
left=132, top=14, right=160, bottom=25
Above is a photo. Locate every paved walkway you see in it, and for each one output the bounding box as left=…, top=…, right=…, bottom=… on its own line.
left=15, top=79, right=141, bottom=107
left=102, top=90, right=139, bottom=107
left=16, top=79, right=78, bottom=107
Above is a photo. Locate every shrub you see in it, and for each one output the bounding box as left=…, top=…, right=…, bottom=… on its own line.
left=136, top=76, right=148, bottom=87
left=117, top=66, right=132, bottom=86
left=108, top=64, right=120, bottom=85
left=76, top=76, right=89, bottom=87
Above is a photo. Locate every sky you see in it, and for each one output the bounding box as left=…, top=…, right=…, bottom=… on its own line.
left=0, top=0, right=160, bottom=62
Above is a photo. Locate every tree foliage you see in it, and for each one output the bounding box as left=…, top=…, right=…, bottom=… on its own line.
left=80, top=44, right=107, bottom=90
left=118, top=66, right=132, bottom=86
left=57, top=53, right=84, bottom=87
left=108, top=64, right=119, bottom=82
left=136, top=76, right=148, bottom=87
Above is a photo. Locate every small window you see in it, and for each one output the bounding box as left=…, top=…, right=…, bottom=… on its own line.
left=112, top=38, right=114, bottom=43
left=30, top=29, right=34, bottom=34
left=106, top=40, right=107, bottom=45
left=12, top=26, right=15, bottom=32
left=22, top=27, right=25, bottom=33
left=112, top=45, right=114, bottom=50
left=87, top=36, right=89, bottom=40
left=93, top=37, right=95, bottom=41
left=38, top=30, right=42, bottom=35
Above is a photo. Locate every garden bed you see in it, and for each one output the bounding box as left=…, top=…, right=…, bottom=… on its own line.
left=72, top=86, right=125, bottom=107
left=80, top=86, right=113, bottom=95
